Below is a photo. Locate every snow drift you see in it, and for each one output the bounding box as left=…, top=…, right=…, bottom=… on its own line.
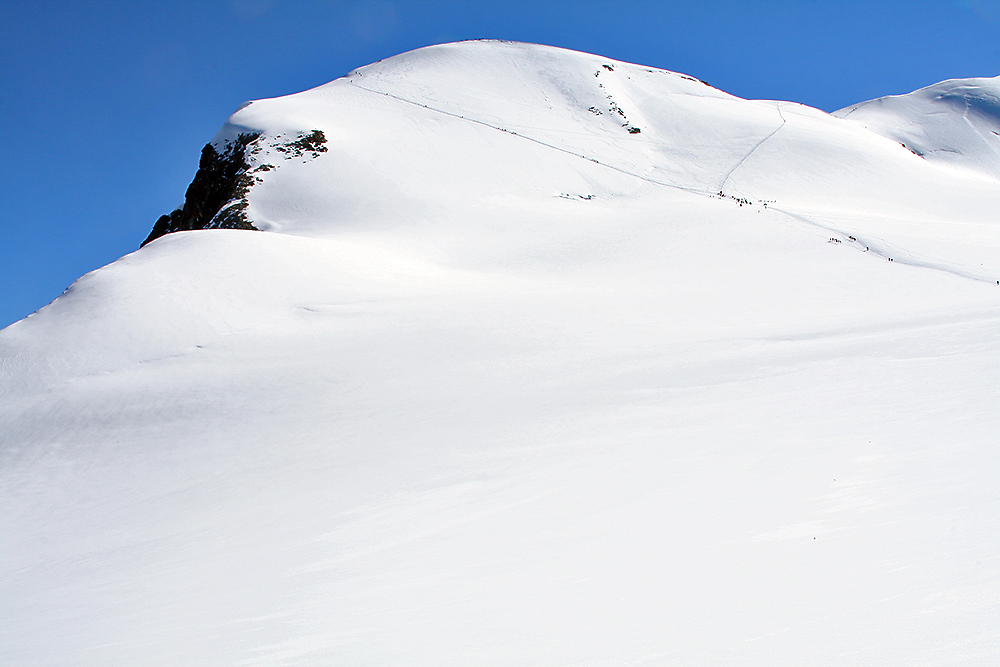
left=2, top=41, right=999, bottom=666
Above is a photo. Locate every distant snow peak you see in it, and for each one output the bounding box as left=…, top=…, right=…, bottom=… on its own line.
left=834, top=75, right=1000, bottom=180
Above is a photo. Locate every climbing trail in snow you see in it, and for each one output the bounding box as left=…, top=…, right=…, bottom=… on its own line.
left=719, top=101, right=786, bottom=194
left=772, top=206, right=1000, bottom=285
left=349, top=81, right=996, bottom=285
left=349, top=81, right=712, bottom=197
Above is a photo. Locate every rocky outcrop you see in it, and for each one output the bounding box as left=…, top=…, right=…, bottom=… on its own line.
left=142, top=130, right=330, bottom=247
left=142, top=133, right=263, bottom=246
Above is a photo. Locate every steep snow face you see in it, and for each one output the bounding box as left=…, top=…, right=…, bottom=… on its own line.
left=3, top=41, right=1000, bottom=667
left=834, top=75, right=1000, bottom=181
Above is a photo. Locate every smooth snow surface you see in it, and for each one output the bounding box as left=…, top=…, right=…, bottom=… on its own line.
left=3, top=41, right=1000, bottom=666
left=834, top=75, right=1000, bottom=181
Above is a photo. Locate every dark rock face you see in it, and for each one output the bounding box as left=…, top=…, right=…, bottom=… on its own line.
left=142, top=129, right=329, bottom=247
left=142, top=133, right=263, bottom=247
left=274, top=130, right=328, bottom=159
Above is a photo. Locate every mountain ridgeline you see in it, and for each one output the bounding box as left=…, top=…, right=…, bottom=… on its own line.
left=142, top=130, right=328, bottom=247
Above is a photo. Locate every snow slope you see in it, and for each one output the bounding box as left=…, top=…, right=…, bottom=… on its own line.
left=834, top=75, right=1000, bottom=181
left=2, top=41, right=1000, bottom=666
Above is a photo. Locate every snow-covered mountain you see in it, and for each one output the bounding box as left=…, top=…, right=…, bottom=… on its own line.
left=2, top=41, right=999, bottom=666
left=834, top=75, right=1000, bottom=181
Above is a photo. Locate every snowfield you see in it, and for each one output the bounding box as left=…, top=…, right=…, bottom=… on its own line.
left=834, top=74, right=1000, bottom=182
left=2, top=41, right=999, bottom=666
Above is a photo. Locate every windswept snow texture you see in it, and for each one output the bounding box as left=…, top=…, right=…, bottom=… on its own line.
left=834, top=75, right=1000, bottom=180
left=3, top=41, right=1000, bottom=666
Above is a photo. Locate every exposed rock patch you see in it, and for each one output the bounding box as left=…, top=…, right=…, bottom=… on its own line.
left=272, top=130, right=328, bottom=159
left=142, top=130, right=328, bottom=247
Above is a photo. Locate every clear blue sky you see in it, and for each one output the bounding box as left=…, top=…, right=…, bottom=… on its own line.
left=2, top=0, right=999, bottom=328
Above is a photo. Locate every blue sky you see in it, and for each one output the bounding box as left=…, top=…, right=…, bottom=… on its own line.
left=2, top=0, right=999, bottom=328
